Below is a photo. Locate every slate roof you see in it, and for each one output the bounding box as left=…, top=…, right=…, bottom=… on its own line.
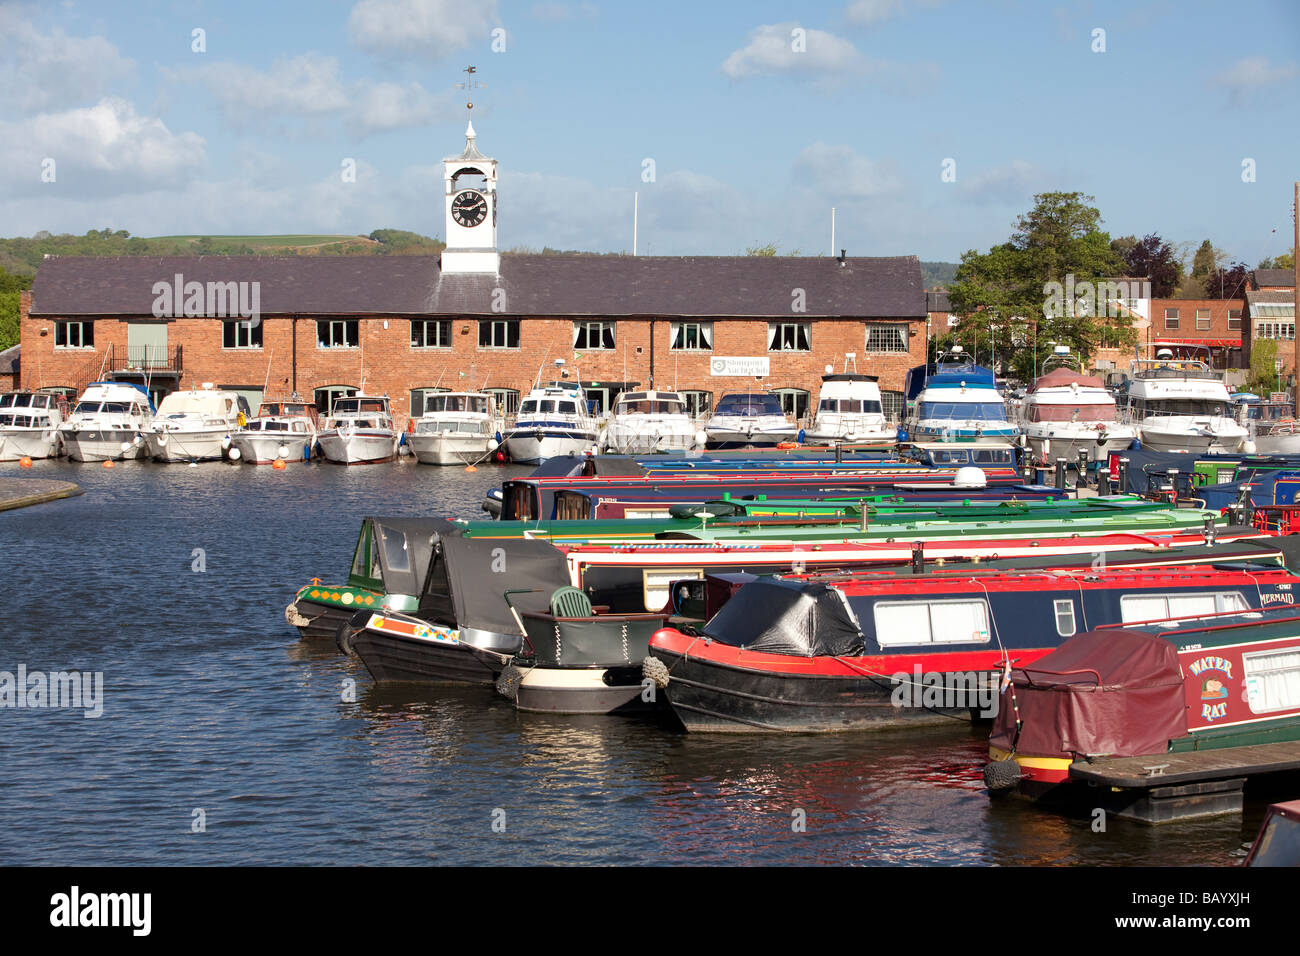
left=28, top=254, right=926, bottom=320
left=0, top=344, right=18, bottom=376
left=1254, top=269, right=1295, bottom=289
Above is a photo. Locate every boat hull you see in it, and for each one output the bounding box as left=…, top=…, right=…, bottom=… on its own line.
left=503, top=428, right=597, bottom=465
left=1025, top=431, right=1137, bottom=463
left=409, top=432, right=494, bottom=465
left=349, top=626, right=508, bottom=684
left=231, top=433, right=314, bottom=464
left=0, top=428, right=61, bottom=460
left=147, top=428, right=231, bottom=462
left=63, top=429, right=149, bottom=462
left=514, top=665, right=654, bottom=715
left=317, top=430, right=400, bottom=465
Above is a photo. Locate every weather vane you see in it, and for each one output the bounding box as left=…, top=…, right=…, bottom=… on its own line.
left=456, top=65, right=484, bottom=118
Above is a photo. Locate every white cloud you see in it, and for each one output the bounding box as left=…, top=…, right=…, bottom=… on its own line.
left=348, top=81, right=450, bottom=136
left=0, top=97, right=205, bottom=199
left=348, top=0, right=500, bottom=59
left=1211, top=56, right=1298, bottom=106
left=793, top=142, right=903, bottom=199
left=844, top=0, right=903, bottom=27
left=956, top=160, right=1044, bottom=205
left=722, top=23, right=864, bottom=79
left=0, top=9, right=135, bottom=112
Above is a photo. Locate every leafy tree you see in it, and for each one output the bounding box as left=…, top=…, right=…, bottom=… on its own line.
left=1203, top=262, right=1249, bottom=299
left=1259, top=249, right=1296, bottom=271
left=1191, top=239, right=1219, bottom=278
left=1120, top=233, right=1182, bottom=297
left=946, top=191, right=1128, bottom=381
left=1250, top=338, right=1280, bottom=394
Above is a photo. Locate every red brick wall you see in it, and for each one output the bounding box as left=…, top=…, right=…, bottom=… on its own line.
left=20, top=307, right=924, bottom=426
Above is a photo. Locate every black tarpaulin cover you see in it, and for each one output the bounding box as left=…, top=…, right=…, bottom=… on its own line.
left=702, top=578, right=864, bottom=657
left=370, top=517, right=456, bottom=596
left=420, top=532, right=571, bottom=634
left=989, top=628, right=1188, bottom=759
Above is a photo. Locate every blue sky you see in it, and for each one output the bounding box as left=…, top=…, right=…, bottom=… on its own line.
left=2, top=0, right=1298, bottom=265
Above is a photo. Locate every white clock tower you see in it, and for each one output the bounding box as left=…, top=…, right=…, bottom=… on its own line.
left=441, top=120, right=499, bottom=274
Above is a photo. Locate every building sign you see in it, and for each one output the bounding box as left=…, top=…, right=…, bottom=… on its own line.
left=710, top=357, right=770, bottom=377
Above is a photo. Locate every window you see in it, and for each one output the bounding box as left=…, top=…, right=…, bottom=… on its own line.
left=1120, top=591, right=1248, bottom=623
left=483, top=387, right=520, bottom=416
left=1164, top=308, right=1179, bottom=329
left=317, top=320, right=359, bottom=348
left=866, top=323, right=908, bottom=353
left=680, top=390, right=712, bottom=419
left=1054, top=599, right=1076, bottom=637
left=1256, top=322, right=1295, bottom=341
left=222, top=320, right=263, bottom=349
left=873, top=599, right=991, bottom=646
left=54, top=321, right=94, bottom=349
left=671, top=321, right=713, bottom=351
left=1228, top=309, right=1242, bottom=331
left=573, top=321, right=615, bottom=350
left=479, top=319, right=519, bottom=349
left=772, top=387, right=809, bottom=421
left=411, top=319, right=451, bottom=349
left=1196, top=308, right=1211, bottom=331
left=768, top=322, right=810, bottom=351
left=1243, top=647, right=1300, bottom=714
left=314, top=385, right=357, bottom=415
left=880, top=390, right=905, bottom=422
left=409, top=387, right=451, bottom=418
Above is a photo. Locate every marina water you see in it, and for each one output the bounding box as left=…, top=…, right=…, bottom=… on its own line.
left=0, top=460, right=1274, bottom=865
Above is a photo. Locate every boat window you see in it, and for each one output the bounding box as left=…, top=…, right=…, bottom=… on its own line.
left=972, top=449, right=1013, bottom=464
left=643, top=569, right=703, bottom=612
left=1243, top=647, right=1300, bottom=714
left=74, top=402, right=101, bottom=415
left=1121, top=591, right=1249, bottom=623
left=558, top=401, right=577, bottom=414
left=1249, top=813, right=1300, bottom=866
left=100, top=403, right=130, bottom=414
left=874, top=600, right=991, bottom=645
left=520, top=400, right=538, bottom=414
left=1054, top=599, right=1076, bottom=638
left=469, top=397, right=487, bottom=414
left=0, top=394, right=13, bottom=408
left=1142, top=399, right=1229, bottom=416
left=378, top=526, right=410, bottom=573
left=919, top=402, right=1008, bottom=421
left=715, top=394, right=783, bottom=416
left=351, top=526, right=371, bottom=579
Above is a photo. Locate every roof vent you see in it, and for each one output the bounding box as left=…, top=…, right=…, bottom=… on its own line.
left=838, top=249, right=846, bottom=266
left=953, top=466, right=987, bottom=489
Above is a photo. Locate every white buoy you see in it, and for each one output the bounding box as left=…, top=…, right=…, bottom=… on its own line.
left=228, top=446, right=242, bottom=461
left=277, top=445, right=288, bottom=459
left=694, top=430, right=708, bottom=447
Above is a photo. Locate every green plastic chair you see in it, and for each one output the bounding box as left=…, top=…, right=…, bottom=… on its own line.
left=549, top=586, right=593, bottom=619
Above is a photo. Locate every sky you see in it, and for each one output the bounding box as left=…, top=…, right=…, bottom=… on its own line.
left=1, top=0, right=1298, bottom=265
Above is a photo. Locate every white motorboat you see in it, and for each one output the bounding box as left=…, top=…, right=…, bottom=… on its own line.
left=803, top=374, right=897, bottom=445
left=1233, top=394, right=1300, bottom=455
left=0, top=391, right=68, bottom=461
left=901, top=346, right=1019, bottom=444
left=229, top=399, right=320, bottom=464
left=59, top=381, right=155, bottom=462
left=317, top=395, right=401, bottom=465
left=703, top=392, right=798, bottom=449
left=145, top=384, right=250, bottom=462
left=408, top=391, right=503, bottom=465
left=503, top=383, right=599, bottom=465
left=1124, top=349, right=1247, bottom=454
left=601, top=390, right=698, bottom=454
left=1018, top=347, right=1137, bottom=463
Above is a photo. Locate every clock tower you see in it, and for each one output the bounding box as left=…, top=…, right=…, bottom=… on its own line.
left=441, top=120, right=499, bottom=274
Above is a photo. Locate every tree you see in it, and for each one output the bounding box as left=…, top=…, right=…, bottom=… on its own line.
left=1191, top=239, right=1218, bottom=278
left=1250, top=338, right=1280, bottom=395
left=1203, top=262, right=1249, bottom=299
left=1259, top=249, right=1296, bottom=271
left=946, top=191, right=1128, bottom=381
left=745, top=242, right=778, bottom=256
left=1120, top=233, right=1182, bottom=297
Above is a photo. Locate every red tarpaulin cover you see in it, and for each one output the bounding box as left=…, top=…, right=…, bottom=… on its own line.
left=1026, top=367, right=1106, bottom=393
left=989, top=629, right=1188, bottom=758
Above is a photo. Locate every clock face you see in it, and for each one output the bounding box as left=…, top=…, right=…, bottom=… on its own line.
left=451, top=189, right=488, bottom=228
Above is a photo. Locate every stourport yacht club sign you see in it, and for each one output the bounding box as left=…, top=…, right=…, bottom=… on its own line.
left=710, top=357, right=770, bottom=377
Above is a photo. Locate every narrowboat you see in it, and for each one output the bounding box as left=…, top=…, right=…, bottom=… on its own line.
left=644, top=564, right=1298, bottom=733
left=285, top=517, right=449, bottom=641
left=1244, top=799, right=1300, bottom=866
left=0, top=390, right=68, bottom=461
left=984, top=607, right=1300, bottom=800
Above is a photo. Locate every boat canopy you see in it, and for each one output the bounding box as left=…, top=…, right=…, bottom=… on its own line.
left=1027, top=367, right=1106, bottom=392
left=701, top=577, right=864, bottom=657
left=353, top=517, right=452, bottom=596
left=989, top=629, right=1187, bottom=759
left=419, top=533, right=570, bottom=633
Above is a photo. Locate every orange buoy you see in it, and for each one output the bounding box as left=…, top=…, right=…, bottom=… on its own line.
left=776, top=442, right=799, bottom=449
left=19, top=457, right=33, bottom=468
left=272, top=459, right=287, bottom=470
left=102, top=460, right=115, bottom=469
left=465, top=464, right=477, bottom=472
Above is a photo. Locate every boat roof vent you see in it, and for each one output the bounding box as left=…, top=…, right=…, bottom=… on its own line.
left=953, top=466, right=988, bottom=489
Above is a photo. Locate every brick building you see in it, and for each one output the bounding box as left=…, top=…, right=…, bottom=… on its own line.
left=19, top=124, right=927, bottom=427
left=1146, top=298, right=1246, bottom=369
left=1246, top=269, right=1296, bottom=377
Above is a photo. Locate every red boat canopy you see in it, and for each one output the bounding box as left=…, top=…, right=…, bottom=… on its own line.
left=1027, top=367, right=1105, bottom=392
left=989, top=629, right=1188, bottom=759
